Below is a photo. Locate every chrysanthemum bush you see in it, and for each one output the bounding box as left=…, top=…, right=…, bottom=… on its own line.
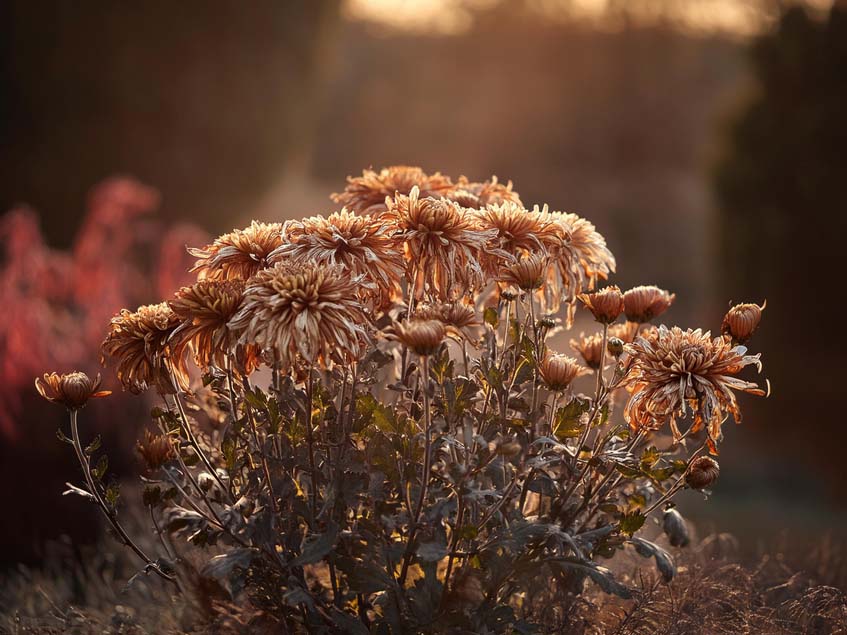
left=38, top=166, right=769, bottom=633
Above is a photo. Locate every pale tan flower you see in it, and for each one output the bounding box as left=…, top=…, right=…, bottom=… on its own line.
left=450, top=175, right=523, bottom=207
left=500, top=253, right=548, bottom=291
left=578, top=285, right=625, bottom=324
left=538, top=353, right=588, bottom=391
left=623, top=326, right=766, bottom=446
left=473, top=201, right=560, bottom=269
left=685, top=456, right=720, bottom=490
left=101, top=303, right=189, bottom=394
left=168, top=280, right=261, bottom=373
left=269, top=209, right=404, bottom=308
left=229, top=261, right=371, bottom=371
left=622, top=285, right=675, bottom=323
left=331, top=165, right=454, bottom=214
left=721, top=301, right=765, bottom=345
left=35, top=372, right=111, bottom=410
left=385, top=187, right=495, bottom=300
left=136, top=428, right=174, bottom=471
left=389, top=319, right=446, bottom=356
left=188, top=221, right=283, bottom=281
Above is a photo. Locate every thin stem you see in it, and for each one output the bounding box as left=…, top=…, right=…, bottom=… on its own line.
left=398, top=354, right=433, bottom=586
left=68, top=411, right=176, bottom=584
left=240, top=370, right=277, bottom=515
left=304, top=366, right=318, bottom=519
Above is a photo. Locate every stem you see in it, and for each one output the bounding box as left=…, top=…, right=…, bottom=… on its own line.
left=68, top=411, right=176, bottom=584
left=398, top=354, right=433, bottom=586
left=241, top=370, right=277, bottom=515
left=304, top=366, right=318, bottom=519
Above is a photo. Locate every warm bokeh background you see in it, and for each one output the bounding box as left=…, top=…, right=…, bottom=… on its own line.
left=2, top=0, right=845, bottom=567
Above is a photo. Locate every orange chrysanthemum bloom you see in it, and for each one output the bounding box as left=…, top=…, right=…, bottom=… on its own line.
left=136, top=428, right=174, bottom=471
left=623, top=285, right=676, bottom=323
left=269, top=209, right=404, bottom=308
left=623, top=325, right=766, bottom=448
left=473, top=201, right=559, bottom=270
left=538, top=353, right=588, bottom=391
left=168, top=280, right=261, bottom=373
left=229, top=261, right=371, bottom=372
left=578, top=285, right=625, bottom=324
left=385, top=187, right=496, bottom=300
left=499, top=253, right=548, bottom=291
left=721, top=301, right=765, bottom=345
left=35, top=371, right=111, bottom=410
left=449, top=175, right=523, bottom=208
left=189, top=221, right=283, bottom=281
left=101, top=303, right=190, bottom=394
left=331, top=165, right=455, bottom=215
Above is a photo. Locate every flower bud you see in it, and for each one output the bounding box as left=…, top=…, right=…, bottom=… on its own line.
left=35, top=371, right=111, bottom=410
left=662, top=507, right=691, bottom=547
left=578, top=286, right=625, bottom=324
left=685, top=456, right=720, bottom=490
left=607, top=336, right=624, bottom=358
left=501, top=254, right=546, bottom=291
left=721, top=301, right=765, bottom=345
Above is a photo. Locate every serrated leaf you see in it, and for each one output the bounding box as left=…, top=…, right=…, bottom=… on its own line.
left=619, top=510, right=646, bottom=536
left=483, top=306, right=499, bottom=328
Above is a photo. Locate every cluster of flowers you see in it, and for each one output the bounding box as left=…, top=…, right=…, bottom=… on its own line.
left=37, top=166, right=767, bottom=633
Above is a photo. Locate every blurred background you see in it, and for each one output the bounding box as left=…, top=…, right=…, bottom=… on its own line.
left=2, top=0, right=845, bottom=569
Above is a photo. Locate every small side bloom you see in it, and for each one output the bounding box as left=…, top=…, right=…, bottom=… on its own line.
left=189, top=221, right=283, bottom=281
left=331, top=165, right=454, bottom=215
left=622, top=285, right=675, bottom=323
left=578, top=285, right=625, bottom=324
left=388, top=319, right=447, bottom=357
left=721, top=301, right=765, bottom=345
left=136, top=428, right=174, bottom=471
left=35, top=372, right=111, bottom=410
left=539, top=353, right=588, bottom=391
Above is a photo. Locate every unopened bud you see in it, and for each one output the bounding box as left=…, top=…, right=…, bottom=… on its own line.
left=607, top=337, right=624, bottom=358
left=685, top=456, right=720, bottom=490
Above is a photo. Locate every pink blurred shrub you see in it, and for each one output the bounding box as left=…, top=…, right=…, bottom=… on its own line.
left=0, top=177, right=208, bottom=439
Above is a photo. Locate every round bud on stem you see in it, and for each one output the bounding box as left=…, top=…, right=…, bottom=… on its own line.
left=685, top=456, right=720, bottom=490
left=721, top=301, right=765, bottom=345
left=607, top=336, right=624, bottom=358
left=35, top=372, right=111, bottom=410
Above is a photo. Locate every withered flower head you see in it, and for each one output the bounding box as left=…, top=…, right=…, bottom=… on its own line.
left=269, top=209, right=404, bottom=308
left=569, top=322, right=637, bottom=369
left=450, top=175, right=523, bottom=207
left=385, top=187, right=495, bottom=300
left=389, top=319, right=446, bottom=357
left=188, top=221, right=283, bottom=281
left=168, top=280, right=260, bottom=373
left=623, top=285, right=675, bottom=323
left=500, top=253, right=548, bottom=291
left=578, top=285, right=625, bottom=324
left=543, top=208, right=617, bottom=326
left=473, top=201, right=560, bottom=270
left=331, top=165, right=454, bottom=214
left=415, top=301, right=482, bottom=342
left=721, top=301, right=765, bottom=345
left=229, top=261, right=371, bottom=371
left=685, top=456, right=720, bottom=490
left=101, top=303, right=189, bottom=394
left=35, top=372, right=111, bottom=410
left=623, top=326, right=766, bottom=446
left=136, top=428, right=174, bottom=471
left=539, top=353, right=587, bottom=391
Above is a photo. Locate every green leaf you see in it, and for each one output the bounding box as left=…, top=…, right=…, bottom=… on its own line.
left=84, top=435, right=101, bottom=455
left=619, top=510, right=646, bottom=536
left=92, top=455, right=108, bottom=481
left=483, top=306, right=499, bottom=329
left=291, top=522, right=338, bottom=566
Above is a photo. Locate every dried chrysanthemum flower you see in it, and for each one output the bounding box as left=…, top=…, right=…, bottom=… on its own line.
left=136, top=428, right=174, bottom=471
left=544, top=209, right=616, bottom=325
left=578, top=285, right=625, bottom=324
left=685, top=456, right=720, bottom=490
left=188, top=221, right=283, bottom=281
left=101, top=303, right=189, bottom=394
left=538, top=353, right=587, bottom=391
left=269, top=209, right=404, bottom=308
left=450, top=175, right=522, bottom=207
left=623, top=326, right=766, bottom=446
left=721, top=301, right=765, bottom=345
left=35, top=372, right=111, bottom=410
left=622, top=285, right=675, bottom=323
left=473, top=201, right=559, bottom=272
left=168, top=280, right=260, bottom=373
left=229, top=261, right=370, bottom=371
left=570, top=322, right=640, bottom=369
left=415, top=302, right=481, bottom=342
left=331, top=165, right=454, bottom=215
left=500, top=253, right=548, bottom=291
left=389, top=319, right=447, bottom=356
left=385, top=186, right=495, bottom=300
